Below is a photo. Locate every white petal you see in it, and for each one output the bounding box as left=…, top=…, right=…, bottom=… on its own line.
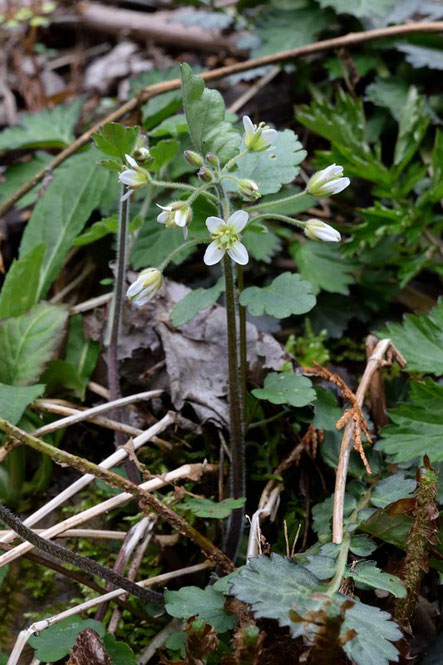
left=262, top=128, right=277, bottom=142
left=175, top=208, right=187, bottom=227
left=317, top=228, right=341, bottom=241
left=157, top=211, right=168, bottom=224
left=206, top=216, right=225, bottom=234
left=133, top=289, right=156, bottom=306
left=228, top=241, right=249, bottom=265
left=119, top=170, right=138, bottom=186
left=183, top=226, right=189, bottom=240
left=228, top=209, right=248, bottom=232
left=156, top=203, right=172, bottom=212
left=328, top=177, right=350, bottom=195
left=204, top=241, right=225, bottom=265
left=125, top=154, right=138, bottom=168
left=242, top=116, right=255, bottom=135
left=127, top=277, right=143, bottom=298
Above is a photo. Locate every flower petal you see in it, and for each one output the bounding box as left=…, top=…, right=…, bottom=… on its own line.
left=328, top=177, right=350, bottom=195
left=228, top=241, right=249, bottom=265
left=119, top=170, right=138, bottom=186
left=175, top=208, right=187, bottom=227
left=242, top=115, right=255, bottom=135
left=206, top=216, right=225, bottom=234
left=120, top=188, right=133, bottom=201
left=127, top=277, right=143, bottom=298
left=204, top=241, right=225, bottom=265
left=125, top=154, right=138, bottom=168
left=156, top=203, right=171, bottom=212
left=228, top=209, right=248, bottom=232
left=183, top=226, right=189, bottom=240
left=157, top=211, right=168, bottom=224
left=262, top=128, right=278, bottom=143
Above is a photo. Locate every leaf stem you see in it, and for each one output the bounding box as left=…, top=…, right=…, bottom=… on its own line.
left=248, top=190, right=308, bottom=211
left=157, top=239, right=207, bottom=272
left=149, top=178, right=218, bottom=203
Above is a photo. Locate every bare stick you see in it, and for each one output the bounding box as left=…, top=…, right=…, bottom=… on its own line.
left=0, top=504, right=164, bottom=606
left=33, top=400, right=143, bottom=437
left=1, top=21, right=442, bottom=218
left=0, top=413, right=174, bottom=546
left=7, top=562, right=212, bottom=665
left=246, top=485, right=281, bottom=561
left=0, top=529, right=127, bottom=540
left=137, top=619, right=183, bottom=665
left=69, top=292, right=112, bottom=315
left=332, top=338, right=406, bottom=544
left=32, top=390, right=163, bottom=436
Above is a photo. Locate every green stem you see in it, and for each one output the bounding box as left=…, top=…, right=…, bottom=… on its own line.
left=150, top=178, right=218, bottom=203
left=186, top=182, right=219, bottom=206
left=248, top=189, right=308, bottom=211
left=223, top=255, right=245, bottom=561
left=157, top=239, right=207, bottom=272
left=221, top=149, right=249, bottom=175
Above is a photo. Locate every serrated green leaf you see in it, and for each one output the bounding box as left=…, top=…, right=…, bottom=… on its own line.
left=370, top=473, right=417, bottom=509
left=149, top=138, right=179, bottom=171
left=253, top=7, right=330, bottom=58
left=92, top=122, right=139, bottom=161
left=252, top=372, right=316, bottom=408
left=165, top=586, right=235, bottom=632
left=183, top=496, right=245, bottom=519
left=226, top=130, right=306, bottom=196
left=0, top=383, right=44, bottom=425
left=317, top=0, right=397, bottom=18
left=312, top=386, right=342, bottom=430
left=347, top=561, right=406, bottom=598
left=242, top=227, right=282, bottom=263
left=342, top=601, right=401, bottom=665
left=291, top=240, right=355, bottom=295
left=0, top=303, right=67, bottom=386
left=19, top=148, right=110, bottom=299
left=377, top=379, right=443, bottom=463
left=170, top=279, right=224, bottom=327
left=380, top=299, right=443, bottom=375
left=180, top=63, right=241, bottom=165
left=349, top=534, right=377, bottom=556
left=149, top=114, right=188, bottom=139
left=0, top=152, right=52, bottom=209
left=103, top=633, right=137, bottom=665
left=396, top=43, right=443, bottom=70
left=0, top=100, right=82, bottom=151
left=394, top=87, right=429, bottom=170
left=240, top=272, right=316, bottom=319
left=29, top=617, right=105, bottom=662
left=0, top=244, right=46, bottom=319
left=365, top=77, right=409, bottom=123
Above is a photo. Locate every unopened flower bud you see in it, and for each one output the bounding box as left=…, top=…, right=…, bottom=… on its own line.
left=198, top=167, right=213, bottom=183
left=237, top=179, right=261, bottom=200
left=133, top=147, right=154, bottom=164
left=184, top=150, right=204, bottom=167
left=127, top=268, right=163, bottom=306
left=119, top=154, right=150, bottom=200
left=205, top=153, right=219, bottom=168
left=307, top=164, right=350, bottom=198
left=304, top=219, right=341, bottom=242
left=156, top=202, right=192, bottom=238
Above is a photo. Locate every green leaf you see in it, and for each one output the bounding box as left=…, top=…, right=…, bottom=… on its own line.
left=291, top=240, right=355, bottom=295
left=40, top=360, right=85, bottom=398
left=149, top=114, right=188, bottom=139
left=370, top=473, right=417, bottom=509
left=365, top=77, right=409, bottom=123
left=0, top=383, right=44, bottom=425
left=347, top=561, right=406, bottom=598
left=182, top=496, right=245, bottom=519
left=149, top=138, right=179, bottom=171
left=396, top=43, right=443, bottom=71
left=342, top=601, right=401, bottom=665
left=0, top=100, right=82, bottom=151
left=92, top=123, right=140, bottom=161
left=312, top=386, right=342, bottom=430
left=29, top=617, right=105, bottom=662
left=65, top=315, right=99, bottom=395
left=0, top=152, right=52, bottom=209
left=394, top=87, right=429, bottom=170
left=349, top=534, right=377, bottom=556
left=164, top=586, right=235, bottom=633
left=0, top=244, right=46, bottom=318
left=317, top=0, right=397, bottom=18
left=103, top=634, right=137, bottom=665
left=0, top=303, right=67, bottom=386
left=180, top=63, right=241, bottom=165
left=0, top=565, right=9, bottom=588
left=240, top=272, right=316, bottom=319
left=19, top=148, right=110, bottom=299
left=73, top=214, right=142, bottom=247
left=242, top=227, right=282, bottom=263
left=252, top=372, right=316, bottom=408
left=227, top=130, right=306, bottom=195
left=379, top=299, right=443, bottom=375
left=130, top=67, right=183, bottom=130
left=377, top=379, right=443, bottom=463
left=253, top=7, right=330, bottom=58
left=170, top=279, right=224, bottom=327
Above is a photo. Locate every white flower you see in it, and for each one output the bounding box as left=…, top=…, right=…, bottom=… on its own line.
left=304, top=219, right=341, bottom=242
left=119, top=154, right=150, bottom=200
left=127, top=268, right=163, bottom=306
left=242, top=116, right=277, bottom=152
left=203, top=210, right=249, bottom=266
left=307, top=164, right=350, bottom=198
left=156, top=202, right=192, bottom=239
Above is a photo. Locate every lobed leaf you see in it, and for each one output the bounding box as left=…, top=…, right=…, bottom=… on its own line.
left=165, top=586, right=235, bottom=633
left=252, top=372, right=316, bottom=408
left=240, top=272, right=316, bottom=319
left=29, top=617, right=105, bottom=663
left=170, top=279, right=224, bottom=327
left=291, top=240, right=356, bottom=295
left=92, top=123, right=140, bottom=161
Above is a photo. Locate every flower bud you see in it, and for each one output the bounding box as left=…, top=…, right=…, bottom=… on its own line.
left=198, top=167, right=213, bottom=183
left=184, top=150, right=204, bottom=167
left=133, top=147, right=154, bottom=164
left=127, top=268, right=163, bottom=306
left=237, top=179, right=261, bottom=200
left=304, top=219, right=341, bottom=242
left=205, top=153, right=219, bottom=168
left=307, top=164, right=350, bottom=198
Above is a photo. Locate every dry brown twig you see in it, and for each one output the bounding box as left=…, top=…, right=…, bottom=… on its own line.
left=1, top=22, right=443, bottom=219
